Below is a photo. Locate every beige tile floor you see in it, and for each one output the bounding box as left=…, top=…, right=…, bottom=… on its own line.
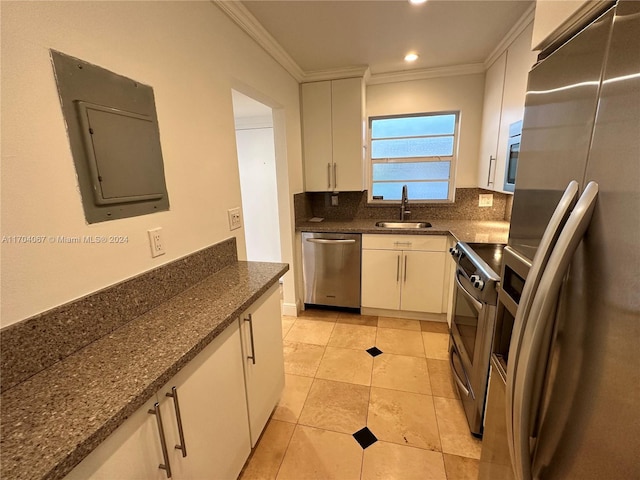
left=240, top=311, right=481, bottom=480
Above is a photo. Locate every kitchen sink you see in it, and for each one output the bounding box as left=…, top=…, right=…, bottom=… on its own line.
left=375, top=221, right=432, bottom=229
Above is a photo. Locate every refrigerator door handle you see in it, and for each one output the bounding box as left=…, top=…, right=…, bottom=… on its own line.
left=505, top=181, right=579, bottom=473
left=511, top=182, right=599, bottom=480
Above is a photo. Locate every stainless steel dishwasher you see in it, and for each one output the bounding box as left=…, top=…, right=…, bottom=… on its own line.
left=302, top=232, right=361, bottom=309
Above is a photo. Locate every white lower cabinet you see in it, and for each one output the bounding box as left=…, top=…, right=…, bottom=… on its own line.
left=361, top=235, right=447, bottom=314
left=239, top=284, right=285, bottom=447
left=156, top=322, right=251, bottom=480
left=63, top=394, right=169, bottom=480
left=64, top=286, right=284, bottom=480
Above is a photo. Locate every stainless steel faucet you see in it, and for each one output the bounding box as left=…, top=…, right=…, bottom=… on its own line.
left=400, top=184, right=411, bottom=221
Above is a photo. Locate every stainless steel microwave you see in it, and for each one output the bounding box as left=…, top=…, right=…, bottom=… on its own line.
left=503, top=120, right=522, bottom=192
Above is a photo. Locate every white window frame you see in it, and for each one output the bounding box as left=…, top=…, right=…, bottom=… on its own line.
left=367, top=111, right=459, bottom=204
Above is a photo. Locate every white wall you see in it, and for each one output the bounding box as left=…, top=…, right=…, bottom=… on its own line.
left=366, top=73, right=485, bottom=189
left=0, top=1, right=304, bottom=327
left=236, top=127, right=282, bottom=263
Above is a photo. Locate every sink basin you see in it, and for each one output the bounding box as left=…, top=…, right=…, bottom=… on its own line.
left=375, top=221, right=432, bottom=229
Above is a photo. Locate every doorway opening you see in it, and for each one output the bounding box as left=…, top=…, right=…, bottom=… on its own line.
left=231, top=90, right=282, bottom=263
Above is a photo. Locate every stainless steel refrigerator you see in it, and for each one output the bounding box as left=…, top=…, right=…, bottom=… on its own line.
left=479, top=1, right=640, bottom=479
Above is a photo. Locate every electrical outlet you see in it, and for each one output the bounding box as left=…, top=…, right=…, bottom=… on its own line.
left=479, top=193, right=494, bottom=207
left=228, top=207, right=242, bottom=231
left=148, top=228, right=165, bottom=257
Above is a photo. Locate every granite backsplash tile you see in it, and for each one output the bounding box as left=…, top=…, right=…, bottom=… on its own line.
left=0, top=237, right=238, bottom=393
left=504, top=194, right=514, bottom=221
left=293, top=191, right=314, bottom=221
left=294, top=188, right=511, bottom=223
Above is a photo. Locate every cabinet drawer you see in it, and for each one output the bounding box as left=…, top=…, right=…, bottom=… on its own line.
left=362, top=234, right=447, bottom=252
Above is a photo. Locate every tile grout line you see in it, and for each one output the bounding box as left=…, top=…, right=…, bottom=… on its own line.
left=274, top=315, right=303, bottom=480
left=359, top=319, right=380, bottom=480
left=275, top=319, right=330, bottom=480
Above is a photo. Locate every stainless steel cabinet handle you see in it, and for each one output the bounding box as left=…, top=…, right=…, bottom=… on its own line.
left=487, top=155, right=496, bottom=186
left=404, top=255, right=408, bottom=282
left=396, top=255, right=400, bottom=282
left=166, top=387, right=187, bottom=457
left=333, top=163, right=337, bottom=189
left=393, top=241, right=412, bottom=247
left=449, top=345, right=473, bottom=399
left=327, top=163, right=331, bottom=189
left=306, top=238, right=356, bottom=244
left=148, top=402, right=172, bottom=478
left=245, top=314, right=256, bottom=365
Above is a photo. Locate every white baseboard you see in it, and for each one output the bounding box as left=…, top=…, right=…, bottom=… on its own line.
left=281, top=302, right=299, bottom=317
left=360, top=308, right=447, bottom=322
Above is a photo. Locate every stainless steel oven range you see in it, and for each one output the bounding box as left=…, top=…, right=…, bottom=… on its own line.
left=449, top=241, right=504, bottom=437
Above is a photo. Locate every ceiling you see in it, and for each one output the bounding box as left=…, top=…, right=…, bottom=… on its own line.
left=238, top=0, right=534, bottom=79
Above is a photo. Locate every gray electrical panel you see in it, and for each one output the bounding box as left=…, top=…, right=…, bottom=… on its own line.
left=51, top=50, right=170, bottom=223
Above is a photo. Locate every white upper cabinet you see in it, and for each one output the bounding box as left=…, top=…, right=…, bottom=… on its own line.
left=495, top=22, right=538, bottom=192
left=477, top=52, right=507, bottom=190
left=477, top=22, right=538, bottom=194
left=532, top=0, right=606, bottom=51
left=302, top=77, right=365, bottom=192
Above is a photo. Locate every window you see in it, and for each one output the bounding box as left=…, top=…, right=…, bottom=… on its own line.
left=369, top=112, right=459, bottom=202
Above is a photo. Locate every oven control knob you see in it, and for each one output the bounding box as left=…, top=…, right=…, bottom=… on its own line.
left=470, top=275, right=484, bottom=290
left=449, top=247, right=461, bottom=258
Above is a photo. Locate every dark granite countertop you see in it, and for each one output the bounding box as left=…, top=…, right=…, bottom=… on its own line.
left=295, top=219, right=510, bottom=244
left=0, top=261, right=288, bottom=480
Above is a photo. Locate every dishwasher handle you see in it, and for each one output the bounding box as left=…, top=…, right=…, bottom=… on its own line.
left=305, top=238, right=357, bottom=244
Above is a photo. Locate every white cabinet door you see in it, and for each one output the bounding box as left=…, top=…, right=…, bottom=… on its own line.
left=400, top=250, right=446, bottom=314
left=302, top=81, right=333, bottom=192
left=63, top=396, right=167, bottom=480
left=494, top=23, right=538, bottom=193
left=158, top=321, right=251, bottom=480
left=331, top=77, right=365, bottom=191
left=362, top=235, right=448, bottom=315
left=239, top=284, right=284, bottom=447
left=302, top=77, right=364, bottom=192
left=65, top=322, right=252, bottom=480
left=361, top=248, right=402, bottom=310
left=478, top=23, right=537, bottom=193
left=532, top=0, right=604, bottom=50
left=477, top=52, right=507, bottom=190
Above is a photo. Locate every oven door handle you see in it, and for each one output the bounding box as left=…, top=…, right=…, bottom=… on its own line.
left=454, top=272, right=483, bottom=312
left=449, top=343, right=474, bottom=399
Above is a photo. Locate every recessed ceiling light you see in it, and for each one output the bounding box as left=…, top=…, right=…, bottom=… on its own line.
left=404, top=53, right=419, bottom=62
left=409, top=0, right=428, bottom=5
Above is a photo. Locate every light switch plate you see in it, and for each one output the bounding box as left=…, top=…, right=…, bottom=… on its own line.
left=479, top=193, right=494, bottom=207
left=228, top=207, right=242, bottom=230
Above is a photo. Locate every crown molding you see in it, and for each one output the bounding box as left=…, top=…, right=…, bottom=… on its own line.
left=368, top=63, right=485, bottom=85
left=484, top=3, right=536, bottom=68
left=213, top=0, right=305, bottom=82
left=216, top=0, right=535, bottom=85
left=302, top=66, right=371, bottom=83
